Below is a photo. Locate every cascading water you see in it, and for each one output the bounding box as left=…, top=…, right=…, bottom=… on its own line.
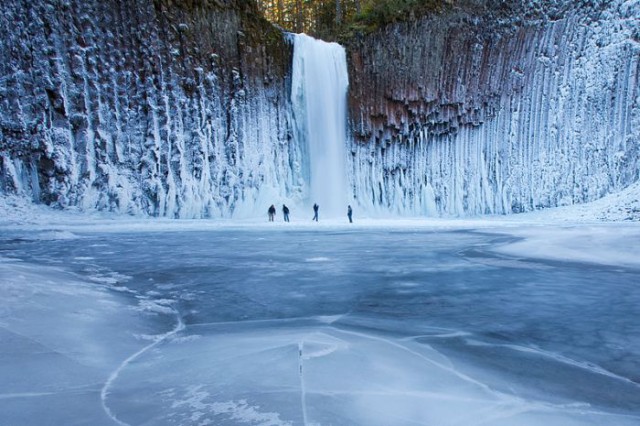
left=291, top=33, right=350, bottom=218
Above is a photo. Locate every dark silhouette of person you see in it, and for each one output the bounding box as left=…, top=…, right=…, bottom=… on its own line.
left=347, top=205, right=353, bottom=223
left=312, top=203, right=319, bottom=221
left=282, top=204, right=290, bottom=222
left=268, top=204, right=276, bottom=222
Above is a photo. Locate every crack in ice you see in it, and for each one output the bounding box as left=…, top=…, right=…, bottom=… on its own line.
left=100, top=311, right=185, bottom=426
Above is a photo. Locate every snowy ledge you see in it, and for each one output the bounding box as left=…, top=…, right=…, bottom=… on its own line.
left=1, top=183, right=639, bottom=269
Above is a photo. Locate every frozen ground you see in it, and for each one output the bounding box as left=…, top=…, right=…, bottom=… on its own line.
left=0, top=192, right=639, bottom=425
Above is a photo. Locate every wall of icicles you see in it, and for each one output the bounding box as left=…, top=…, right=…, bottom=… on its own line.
left=347, top=1, right=639, bottom=216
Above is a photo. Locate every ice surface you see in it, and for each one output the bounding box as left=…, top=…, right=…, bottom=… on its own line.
left=0, top=256, right=175, bottom=425
left=1, top=206, right=639, bottom=425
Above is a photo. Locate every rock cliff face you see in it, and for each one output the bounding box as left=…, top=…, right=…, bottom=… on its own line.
left=0, top=0, right=297, bottom=217
left=2, top=1, right=638, bottom=218
left=346, top=0, right=640, bottom=215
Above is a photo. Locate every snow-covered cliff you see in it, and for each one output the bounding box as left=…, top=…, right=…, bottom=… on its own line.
left=0, top=0, right=300, bottom=218
left=347, top=0, right=640, bottom=215
left=1, top=0, right=638, bottom=218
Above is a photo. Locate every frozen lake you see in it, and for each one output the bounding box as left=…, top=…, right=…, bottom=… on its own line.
left=1, top=225, right=639, bottom=425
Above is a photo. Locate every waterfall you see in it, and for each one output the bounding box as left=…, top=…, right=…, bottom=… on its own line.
left=291, top=33, right=350, bottom=218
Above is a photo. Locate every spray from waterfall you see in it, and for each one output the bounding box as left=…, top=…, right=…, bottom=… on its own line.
left=291, top=33, right=349, bottom=218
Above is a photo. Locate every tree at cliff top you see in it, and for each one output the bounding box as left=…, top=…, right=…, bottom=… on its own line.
left=255, top=0, right=359, bottom=38
left=255, top=0, right=448, bottom=39
left=255, top=0, right=603, bottom=39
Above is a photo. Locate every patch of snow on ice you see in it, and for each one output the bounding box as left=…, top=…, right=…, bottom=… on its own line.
left=170, top=385, right=292, bottom=426
left=30, top=230, right=80, bottom=240
left=170, top=335, right=202, bottom=344
left=305, top=257, right=331, bottom=262
left=134, top=299, right=177, bottom=315
left=491, top=224, right=640, bottom=269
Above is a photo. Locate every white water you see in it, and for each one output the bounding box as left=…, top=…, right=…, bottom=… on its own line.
left=291, top=33, right=350, bottom=218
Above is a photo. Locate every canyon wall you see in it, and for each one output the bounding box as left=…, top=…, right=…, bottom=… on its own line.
left=346, top=0, right=640, bottom=215
left=0, top=0, right=299, bottom=217
left=2, top=0, right=638, bottom=218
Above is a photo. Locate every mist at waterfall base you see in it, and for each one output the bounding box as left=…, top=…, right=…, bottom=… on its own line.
left=1, top=208, right=640, bottom=425
left=291, top=34, right=350, bottom=219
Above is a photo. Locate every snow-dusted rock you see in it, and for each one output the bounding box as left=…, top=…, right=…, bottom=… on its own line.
left=1, top=0, right=638, bottom=218
left=347, top=0, right=639, bottom=215
left=0, top=0, right=298, bottom=218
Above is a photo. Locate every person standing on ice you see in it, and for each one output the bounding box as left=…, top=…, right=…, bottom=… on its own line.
left=347, top=205, right=353, bottom=223
left=268, top=205, right=276, bottom=222
left=312, top=203, right=319, bottom=221
left=282, top=204, right=290, bottom=222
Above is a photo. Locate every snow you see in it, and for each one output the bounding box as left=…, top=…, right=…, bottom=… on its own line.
left=491, top=224, right=640, bottom=269
left=2, top=179, right=638, bottom=236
